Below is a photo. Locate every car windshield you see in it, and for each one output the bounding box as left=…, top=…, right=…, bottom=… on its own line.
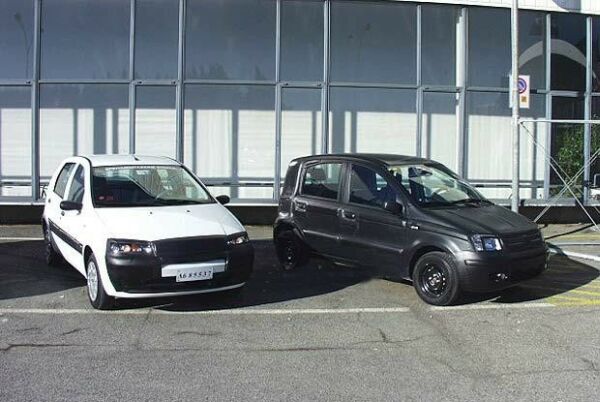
left=388, top=163, right=489, bottom=208
left=92, top=165, right=214, bottom=207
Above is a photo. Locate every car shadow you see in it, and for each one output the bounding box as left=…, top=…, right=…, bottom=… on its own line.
left=456, top=253, right=600, bottom=305
left=0, top=240, right=85, bottom=300
left=0, top=239, right=373, bottom=309
left=118, top=240, right=374, bottom=311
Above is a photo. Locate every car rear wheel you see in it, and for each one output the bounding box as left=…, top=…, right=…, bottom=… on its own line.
left=86, top=253, right=115, bottom=310
left=412, top=252, right=461, bottom=306
left=275, top=229, right=308, bottom=271
left=43, top=223, right=63, bottom=266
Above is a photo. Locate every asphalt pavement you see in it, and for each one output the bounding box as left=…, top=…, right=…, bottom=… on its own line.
left=1, top=225, right=600, bottom=401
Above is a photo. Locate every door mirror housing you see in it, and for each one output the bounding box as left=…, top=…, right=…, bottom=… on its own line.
left=383, top=200, right=403, bottom=215
left=216, top=195, right=230, bottom=205
left=60, top=200, right=82, bottom=211
left=593, top=173, right=600, bottom=188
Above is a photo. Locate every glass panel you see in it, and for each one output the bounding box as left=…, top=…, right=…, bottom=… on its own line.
left=281, top=88, right=322, bottom=175
left=185, top=0, right=276, bottom=80
left=135, top=0, right=179, bottom=80
left=183, top=85, right=275, bottom=200
left=551, top=13, right=587, bottom=92
left=41, top=0, right=130, bottom=80
left=422, top=92, right=458, bottom=171
left=39, top=84, right=130, bottom=179
left=592, top=18, right=600, bottom=92
left=551, top=97, right=585, bottom=198
left=135, top=86, right=176, bottom=158
left=301, top=163, right=342, bottom=200
left=467, top=91, right=546, bottom=199
left=65, top=165, right=84, bottom=204
left=330, top=0, right=416, bottom=84
left=0, top=0, right=34, bottom=79
left=0, top=87, right=31, bottom=197
left=349, top=164, right=397, bottom=208
left=280, top=0, right=323, bottom=82
left=520, top=11, right=546, bottom=90
left=329, top=87, right=416, bottom=155
left=590, top=98, right=600, bottom=203
left=468, top=7, right=510, bottom=88
left=421, top=5, right=458, bottom=86
left=53, top=163, right=75, bottom=198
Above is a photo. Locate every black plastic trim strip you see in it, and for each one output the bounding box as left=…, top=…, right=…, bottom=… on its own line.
left=48, top=219, right=83, bottom=254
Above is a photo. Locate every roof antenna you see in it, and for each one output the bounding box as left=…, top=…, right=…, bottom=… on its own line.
left=132, top=155, right=140, bottom=161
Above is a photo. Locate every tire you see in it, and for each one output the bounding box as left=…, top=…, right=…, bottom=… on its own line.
left=86, top=253, right=115, bottom=310
left=43, top=223, right=63, bottom=266
left=412, top=252, right=461, bottom=306
left=275, top=229, right=309, bottom=271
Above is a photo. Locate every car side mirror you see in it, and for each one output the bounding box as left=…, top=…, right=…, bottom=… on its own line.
left=60, top=200, right=82, bottom=211
left=383, top=200, right=403, bottom=215
left=594, top=174, right=600, bottom=188
left=216, top=195, right=230, bottom=205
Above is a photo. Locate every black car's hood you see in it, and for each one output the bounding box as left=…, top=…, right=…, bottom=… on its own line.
left=425, top=204, right=537, bottom=236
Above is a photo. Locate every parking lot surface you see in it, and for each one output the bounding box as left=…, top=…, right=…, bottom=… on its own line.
left=1, top=225, right=600, bottom=401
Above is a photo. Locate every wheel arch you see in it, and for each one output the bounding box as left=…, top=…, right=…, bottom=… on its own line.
left=408, top=245, right=449, bottom=279
left=83, top=245, right=94, bottom=270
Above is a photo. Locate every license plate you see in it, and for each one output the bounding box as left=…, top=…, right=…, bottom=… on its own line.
left=175, top=266, right=214, bottom=282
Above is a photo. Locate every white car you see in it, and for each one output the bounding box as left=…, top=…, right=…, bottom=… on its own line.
left=42, top=155, right=254, bottom=309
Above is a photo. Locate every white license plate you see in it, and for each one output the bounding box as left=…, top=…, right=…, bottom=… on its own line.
left=175, top=266, right=214, bottom=282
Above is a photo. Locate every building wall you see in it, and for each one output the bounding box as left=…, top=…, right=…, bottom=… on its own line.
left=0, top=0, right=598, bottom=203
left=411, top=0, right=600, bottom=14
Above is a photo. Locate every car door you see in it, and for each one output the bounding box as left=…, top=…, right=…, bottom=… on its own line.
left=58, top=163, right=88, bottom=274
left=292, top=161, right=346, bottom=258
left=46, top=162, right=77, bottom=259
left=337, top=163, right=409, bottom=273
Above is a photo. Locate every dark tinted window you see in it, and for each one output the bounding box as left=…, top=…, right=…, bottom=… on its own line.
left=65, top=165, right=85, bottom=204
left=349, top=165, right=397, bottom=208
left=53, top=163, right=75, bottom=198
left=551, top=13, right=587, bottom=91
left=301, top=163, right=342, bottom=200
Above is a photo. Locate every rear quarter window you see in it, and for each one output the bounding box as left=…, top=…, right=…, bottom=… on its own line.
left=301, top=163, right=342, bottom=200
left=281, top=161, right=300, bottom=198
left=53, top=163, right=75, bottom=198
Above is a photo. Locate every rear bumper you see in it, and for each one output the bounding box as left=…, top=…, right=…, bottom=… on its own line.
left=455, top=248, right=549, bottom=293
left=105, top=243, right=254, bottom=295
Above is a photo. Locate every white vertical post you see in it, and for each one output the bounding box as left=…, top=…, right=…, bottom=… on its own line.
left=511, top=0, right=520, bottom=213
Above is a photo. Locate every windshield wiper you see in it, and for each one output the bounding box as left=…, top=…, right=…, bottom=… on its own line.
left=450, top=198, right=492, bottom=206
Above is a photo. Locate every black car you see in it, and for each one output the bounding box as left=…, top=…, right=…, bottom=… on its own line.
left=274, top=154, right=548, bottom=306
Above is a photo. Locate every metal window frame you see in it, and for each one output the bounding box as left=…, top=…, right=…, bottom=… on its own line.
left=3, top=0, right=599, bottom=204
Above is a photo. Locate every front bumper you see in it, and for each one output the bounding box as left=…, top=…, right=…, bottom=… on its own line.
left=105, top=242, right=254, bottom=295
left=455, top=248, right=549, bottom=293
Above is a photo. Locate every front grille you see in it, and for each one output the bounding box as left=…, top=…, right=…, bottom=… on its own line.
left=154, top=235, right=226, bottom=264
left=501, top=230, right=545, bottom=252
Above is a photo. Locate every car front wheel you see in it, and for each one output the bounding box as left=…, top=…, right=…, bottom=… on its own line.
left=412, top=251, right=461, bottom=306
left=86, top=253, right=115, bottom=310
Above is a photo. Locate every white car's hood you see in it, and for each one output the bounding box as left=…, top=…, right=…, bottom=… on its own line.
left=94, top=203, right=245, bottom=241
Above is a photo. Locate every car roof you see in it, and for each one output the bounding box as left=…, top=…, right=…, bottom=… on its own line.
left=291, top=153, right=433, bottom=167
left=79, top=154, right=181, bottom=168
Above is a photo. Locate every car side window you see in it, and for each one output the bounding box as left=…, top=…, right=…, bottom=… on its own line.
left=65, top=165, right=85, bottom=204
left=349, top=165, right=398, bottom=208
left=53, top=163, right=75, bottom=198
left=301, top=163, right=342, bottom=200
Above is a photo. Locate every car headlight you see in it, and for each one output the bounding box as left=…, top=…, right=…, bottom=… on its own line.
left=471, top=235, right=502, bottom=252
left=108, top=239, right=155, bottom=256
left=227, top=233, right=249, bottom=246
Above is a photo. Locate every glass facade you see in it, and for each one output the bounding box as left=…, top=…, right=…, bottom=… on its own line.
left=1, top=0, right=600, bottom=205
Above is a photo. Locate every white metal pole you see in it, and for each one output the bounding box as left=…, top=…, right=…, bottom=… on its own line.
left=511, top=0, right=520, bottom=213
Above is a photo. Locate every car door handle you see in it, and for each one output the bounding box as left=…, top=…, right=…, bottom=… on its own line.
left=341, top=210, right=356, bottom=220
left=60, top=211, right=65, bottom=216
left=294, top=201, right=307, bottom=212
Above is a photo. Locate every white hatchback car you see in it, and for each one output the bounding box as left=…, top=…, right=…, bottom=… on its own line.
left=42, top=155, right=254, bottom=309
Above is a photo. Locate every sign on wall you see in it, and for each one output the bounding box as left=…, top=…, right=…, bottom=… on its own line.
left=509, top=74, right=531, bottom=110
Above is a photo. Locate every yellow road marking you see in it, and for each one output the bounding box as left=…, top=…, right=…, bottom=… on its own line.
left=519, top=285, right=600, bottom=297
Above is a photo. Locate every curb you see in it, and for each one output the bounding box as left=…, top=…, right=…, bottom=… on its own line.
left=547, top=244, right=600, bottom=263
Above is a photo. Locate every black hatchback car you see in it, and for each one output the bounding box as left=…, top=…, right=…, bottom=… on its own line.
left=274, top=154, right=548, bottom=306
